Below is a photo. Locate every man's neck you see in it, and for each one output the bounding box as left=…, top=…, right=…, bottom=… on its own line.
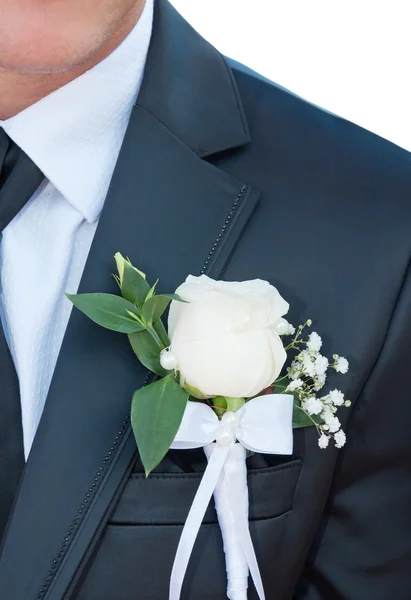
left=0, top=2, right=145, bottom=121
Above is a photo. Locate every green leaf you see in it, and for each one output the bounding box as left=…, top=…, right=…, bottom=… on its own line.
left=113, top=274, right=121, bottom=290
left=272, top=380, right=289, bottom=394
left=114, top=252, right=126, bottom=282
left=160, top=293, right=187, bottom=303
left=153, top=319, right=170, bottom=347
left=183, top=381, right=209, bottom=400
left=131, top=375, right=189, bottom=476
left=292, top=402, right=323, bottom=429
left=142, top=295, right=172, bottom=324
left=115, top=252, right=146, bottom=282
left=145, top=279, right=159, bottom=303
left=66, top=293, right=145, bottom=333
left=128, top=330, right=168, bottom=377
left=126, top=311, right=145, bottom=325
left=121, top=259, right=150, bottom=306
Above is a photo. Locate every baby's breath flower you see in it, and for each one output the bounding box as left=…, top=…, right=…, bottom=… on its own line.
left=286, top=378, right=304, bottom=392
left=328, top=389, right=345, bottom=406
left=314, top=355, right=329, bottom=376
left=321, top=405, right=333, bottom=419
left=288, top=360, right=302, bottom=380
left=323, top=413, right=340, bottom=434
left=334, top=430, right=346, bottom=448
left=307, top=332, right=322, bottom=352
left=296, top=349, right=307, bottom=361
left=302, top=354, right=316, bottom=377
left=318, top=434, right=329, bottom=449
left=314, top=372, right=327, bottom=391
left=335, top=356, right=349, bottom=374
left=283, top=319, right=350, bottom=452
left=302, top=397, right=323, bottom=416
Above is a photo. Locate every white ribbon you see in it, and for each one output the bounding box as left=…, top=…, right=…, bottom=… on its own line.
left=169, top=394, right=294, bottom=600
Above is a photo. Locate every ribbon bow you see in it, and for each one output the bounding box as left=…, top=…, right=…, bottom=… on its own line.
left=169, top=394, right=294, bottom=600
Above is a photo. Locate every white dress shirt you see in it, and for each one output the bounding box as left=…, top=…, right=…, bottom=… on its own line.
left=0, top=0, right=154, bottom=458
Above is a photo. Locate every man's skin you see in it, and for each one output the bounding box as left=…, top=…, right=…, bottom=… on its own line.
left=0, top=0, right=146, bottom=119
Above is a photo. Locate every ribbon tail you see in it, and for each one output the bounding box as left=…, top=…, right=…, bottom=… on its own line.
left=169, top=443, right=229, bottom=600
left=228, top=483, right=265, bottom=600
left=204, top=444, right=264, bottom=600
left=205, top=443, right=266, bottom=600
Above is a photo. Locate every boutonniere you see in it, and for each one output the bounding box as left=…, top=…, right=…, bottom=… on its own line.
left=67, top=254, right=350, bottom=600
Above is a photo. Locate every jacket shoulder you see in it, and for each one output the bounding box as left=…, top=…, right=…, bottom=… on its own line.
left=228, top=57, right=411, bottom=173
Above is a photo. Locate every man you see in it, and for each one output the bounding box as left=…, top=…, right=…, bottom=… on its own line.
left=0, top=0, right=410, bottom=598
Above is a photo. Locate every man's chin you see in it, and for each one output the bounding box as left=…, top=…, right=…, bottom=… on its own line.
left=0, top=23, right=109, bottom=75
left=0, top=2, right=142, bottom=77
left=0, top=46, right=100, bottom=75
left=0, top=63, right=77, bottom=75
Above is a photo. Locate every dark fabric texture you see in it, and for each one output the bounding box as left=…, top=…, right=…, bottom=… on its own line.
left=0, top=1, right=410, bottom=599
left=0, top=129, right=44, bottom=539
left=0, top=130, right=44, bottom=230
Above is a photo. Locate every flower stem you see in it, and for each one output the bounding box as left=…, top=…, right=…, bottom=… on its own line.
left=225, top=397, right=245, bottom=412
left=154, top=320, right=170, bottom=347
left=211, top=404, right=228, bottom=412
left=146, top=324, right=165, bottom=350
left=274, top=375, right=289, bottom=384
left=294, top=403, right=321, bottom=434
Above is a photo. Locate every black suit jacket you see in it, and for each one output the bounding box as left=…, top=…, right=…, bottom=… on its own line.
left=1, top=1, right=410, bottom=598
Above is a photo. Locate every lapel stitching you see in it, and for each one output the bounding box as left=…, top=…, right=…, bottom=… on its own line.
left=200, top=184, right=247, bottom=274
left=35, top=376, right=155, bottom=600
left=38, top=184, right=253, bottom=600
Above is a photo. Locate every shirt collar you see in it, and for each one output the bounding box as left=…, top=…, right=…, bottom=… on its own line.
left=0, top=0, right=153, bottom=223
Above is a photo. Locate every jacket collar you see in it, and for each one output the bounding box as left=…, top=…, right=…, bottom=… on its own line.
left=137, top=0, right=250, bottom=157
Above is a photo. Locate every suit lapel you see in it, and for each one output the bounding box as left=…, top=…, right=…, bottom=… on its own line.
left=0, top=2, right=259, bottom=598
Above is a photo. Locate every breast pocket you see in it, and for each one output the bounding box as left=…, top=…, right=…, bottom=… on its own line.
left=75, top=459, right=302, bottom=600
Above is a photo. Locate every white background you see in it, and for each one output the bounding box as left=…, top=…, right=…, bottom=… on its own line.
left=170, top=0, right=411, bottom=152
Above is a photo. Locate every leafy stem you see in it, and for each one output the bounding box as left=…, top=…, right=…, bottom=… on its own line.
left=146, top=324, right=165, bottom=350
left=226, top=397, right=245, bottom=412
left=210, top=404, right=228, bottom=412
left=294, top=403, right=321, bottom=434
left=284, top=319, right=312, bottom=351
left=274, top=374, right=289, bottom=384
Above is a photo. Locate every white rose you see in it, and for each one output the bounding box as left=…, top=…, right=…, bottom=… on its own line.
left=166, top=275, right=289, bottom=398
